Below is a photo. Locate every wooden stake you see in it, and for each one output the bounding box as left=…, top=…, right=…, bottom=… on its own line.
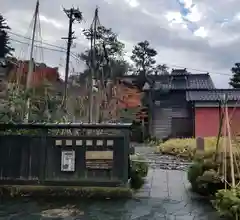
left=223, top=113, right=227, bottom=190
left=225, top=104, right=236, bottom=188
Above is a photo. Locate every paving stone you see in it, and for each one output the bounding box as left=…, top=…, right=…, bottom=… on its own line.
left=132, top=145, right=221, bottom=220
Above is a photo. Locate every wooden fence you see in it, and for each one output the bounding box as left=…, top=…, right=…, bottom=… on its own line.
left=0, top=123, right=131, bottom=187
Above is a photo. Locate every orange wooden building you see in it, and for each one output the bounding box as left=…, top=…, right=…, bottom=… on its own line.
left=8, top=60, right=60, bottom=87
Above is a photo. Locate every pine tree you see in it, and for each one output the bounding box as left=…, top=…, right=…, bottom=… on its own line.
left=80, top=25, right=127, bottom=81
left=0, top=14, right=14, bottom=59
left=229, top=63, right=240, bottom=88
left=131, top=40, right=157, bottom=76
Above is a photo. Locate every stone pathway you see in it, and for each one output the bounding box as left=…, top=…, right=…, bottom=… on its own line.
left=132, top=145, right=221, bottom=219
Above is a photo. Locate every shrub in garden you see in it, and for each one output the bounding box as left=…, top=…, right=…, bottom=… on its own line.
left=187, top=159, right=223, bottom=195
left=156, top=138, right=196, bottom=159
left=129, top=169, right=145, bottom=190
left=156, top=137, right=223, bottom=160
left=129, top=155, right=149, bottom=190
left=187, top=161, right=204, bottom=191
left=195, top=169, right=223, bottom=195
left=213, top=188, right=240, bottom=219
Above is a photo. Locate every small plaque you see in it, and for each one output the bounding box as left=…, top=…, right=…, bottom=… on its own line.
left=85, top=151, right=113, bottom=160
left=76, top=140, right=83, bottom=146
left=86, top=140, right=93, bottom=146
left=55, top=140, right=62, bottom=146
left=61, top=150, right=75, bottom=172
left=96, top=140, right=103, bottom=146
left=66, top=140, right=72, bottom=146
left=107, top=140, right=114, bottom=146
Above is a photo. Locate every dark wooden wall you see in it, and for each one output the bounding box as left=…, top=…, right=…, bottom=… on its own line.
left=150, top=91, right=194, bottom=139
left=0, top=124, right=130, bottom=187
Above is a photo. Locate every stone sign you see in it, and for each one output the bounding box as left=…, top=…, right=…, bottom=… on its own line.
left=196, top=137, right=205, bottom=151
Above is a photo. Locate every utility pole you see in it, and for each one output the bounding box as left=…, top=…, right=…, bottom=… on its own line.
left=25, top=0, right=39, bottom=122
left=62, top=7, right=83, bottom=109
left=26, top=0, right=39, bottom=89
left=88, top=7, right=98, bottom=123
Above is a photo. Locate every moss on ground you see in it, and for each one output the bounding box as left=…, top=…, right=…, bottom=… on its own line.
left=0, top=185, right=133, bottom=199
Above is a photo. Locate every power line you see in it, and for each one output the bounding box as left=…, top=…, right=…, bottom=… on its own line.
left=9, top=38, right=82, bottom=63
left=8, top=30, right=83, bottom=62
left=10, top=38, right=66, bottom=53
left=166, top=63, right=231, bottom=76
left=8, top=30, right=67, bottom=51
left=8, top=31, right=232, bottom=77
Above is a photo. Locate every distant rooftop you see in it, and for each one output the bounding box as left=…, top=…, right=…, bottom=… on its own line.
left=119, top=70, right=215, bottom=91
left=171, top=68, right=189, bottom=75
left=148, top=73, right=215, bottom=90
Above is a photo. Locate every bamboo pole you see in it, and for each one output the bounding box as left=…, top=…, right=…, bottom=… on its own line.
left=225, top=102, right=238, bottom=220
left=223, top=114, right=227, bottom=190
left=225, top=104, right=236, bottom=188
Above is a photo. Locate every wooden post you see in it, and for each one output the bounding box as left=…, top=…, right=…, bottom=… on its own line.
left=142, top=117, right=145, bottom=142
left=196, top=137, right=204, bottom=152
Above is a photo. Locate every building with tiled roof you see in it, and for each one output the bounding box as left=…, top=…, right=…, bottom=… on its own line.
left=141, top=69, right=240, bottom=139
left=145, top=72, right=215, bottom=91
left=186, top=89, right=240, bottom=137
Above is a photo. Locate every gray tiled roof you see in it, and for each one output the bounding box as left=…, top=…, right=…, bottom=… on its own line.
left=186, top=89, right=240, bottom=101
left=186, top=74, right=215, bottom=89
left=171, top=68, right=189, bottom=75
left=151, top=73, right=215, bottom=90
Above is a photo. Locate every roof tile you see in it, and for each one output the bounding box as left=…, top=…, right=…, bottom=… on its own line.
left=187, top=74, right=215, bottom=89
left=186, top=90, right=240, bottom=101
left=151, top=73, right=214, bottom=90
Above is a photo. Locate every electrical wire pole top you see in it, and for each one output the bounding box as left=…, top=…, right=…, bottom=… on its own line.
left=26, top=0, right=39, bottom=90
left=62, top=7, right=83, bottom=109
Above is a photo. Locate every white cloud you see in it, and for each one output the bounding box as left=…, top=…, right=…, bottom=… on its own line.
left=179, top=0, right=193, bottom=9
left=39, top=15, right=65, bottom=30
left=194, top=26, right=207, bottom=38
left=185, top=5, right=202, bottom=22
left=141, top=9, right=162, bottom=22
left=124, top=0, right=139, bottom=8
left=233, top=12, right=240, bottom=21
left=165, top=11, right=184, bottom=25
left=3, top=10, right=34, bottom=35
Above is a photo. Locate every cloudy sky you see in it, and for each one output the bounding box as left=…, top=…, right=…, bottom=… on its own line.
left=2, top=0, right=240, bottom=88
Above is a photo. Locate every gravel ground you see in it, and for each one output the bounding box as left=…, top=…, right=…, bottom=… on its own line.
left=132, top=146, right=192, bottom=171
